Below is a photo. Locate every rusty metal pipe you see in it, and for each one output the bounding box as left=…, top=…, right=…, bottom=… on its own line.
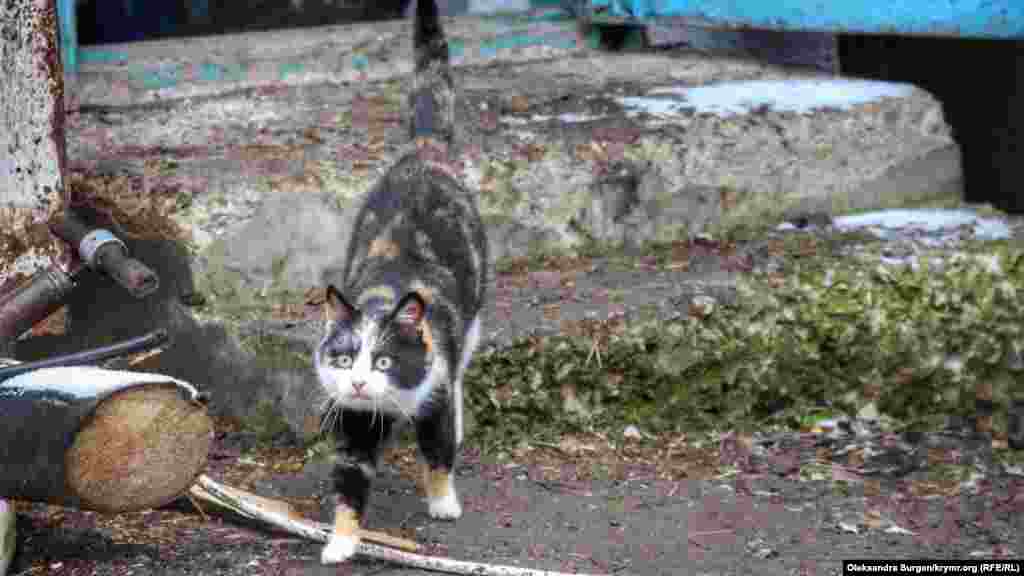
left=0, top=266, right=76, bottom=345
left=50, top=211, right=159, bottom=299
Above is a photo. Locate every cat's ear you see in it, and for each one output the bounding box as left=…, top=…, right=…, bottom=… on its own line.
left=324, top=285, right=357, bottom=325
left=391, top=291, right=426, bottom=329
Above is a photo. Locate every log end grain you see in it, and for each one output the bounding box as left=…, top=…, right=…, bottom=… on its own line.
left=65, top=382, right=213, bottom=513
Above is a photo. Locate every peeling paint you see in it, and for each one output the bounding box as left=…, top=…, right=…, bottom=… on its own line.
left=596, top=0, right=1024, bottom=39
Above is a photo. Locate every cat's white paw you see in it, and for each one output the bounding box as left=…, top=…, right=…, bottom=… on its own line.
left=320, top=534, right=358, bottom=564
left=428, top=491, right=462, bottom=519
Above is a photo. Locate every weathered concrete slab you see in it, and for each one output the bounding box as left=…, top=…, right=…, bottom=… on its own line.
left=52, top=15, right=962, bottom=439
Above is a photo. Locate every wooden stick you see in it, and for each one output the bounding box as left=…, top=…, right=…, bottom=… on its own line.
left=189, top=479, right=417, bottom=552
left=192, top=475, right=611, bottom=576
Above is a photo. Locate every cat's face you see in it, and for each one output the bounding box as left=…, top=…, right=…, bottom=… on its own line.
left=315, top=285, right=441, bottom=420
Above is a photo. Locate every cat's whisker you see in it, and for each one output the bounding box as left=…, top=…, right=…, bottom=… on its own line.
left=371, top=395, right=381, bottom=434
left=384, top=394, right=413, bottom=422
left=376, top=327, right=396, bottom=348
left=320, top=398, right=345, bottom=437
left=319, top=404, right=333, bottom=436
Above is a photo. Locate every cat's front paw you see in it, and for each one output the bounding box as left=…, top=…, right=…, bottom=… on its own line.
left=428, top=491, right=462, bottom=519
left=320, top=534, right=359, bottom=564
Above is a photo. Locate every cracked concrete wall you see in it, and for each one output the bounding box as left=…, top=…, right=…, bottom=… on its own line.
left=0, top=0, right=70, bottom=289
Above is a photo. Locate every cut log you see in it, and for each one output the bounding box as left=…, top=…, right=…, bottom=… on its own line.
left=0, top=366, right=212, bottom=512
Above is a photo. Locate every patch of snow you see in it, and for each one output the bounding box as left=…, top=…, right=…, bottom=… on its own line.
left=618, top=79, right=915, bottom=118
left=557, top=113, right=604, bottom=123
left=500, top=113, right=605, bottom=125
left=616, top=96, right=689, bottom=118
left=833, top=209, right=1011, bottom=243
left=1, top=366, right=200, bottom=400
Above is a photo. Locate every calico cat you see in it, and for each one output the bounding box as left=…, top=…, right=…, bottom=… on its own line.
left=313, top=0, right=488, bottom=564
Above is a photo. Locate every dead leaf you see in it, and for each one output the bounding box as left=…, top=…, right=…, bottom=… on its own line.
left=864, top=508, right=885, bottom=529
left=559, top=435, right=597, bottom=455
left=847, top=447, right=865, bottom=469
left=719, top=187, right=739, bottom=212
left=505, top=94, right=530, bottom=114
left=864, top=479, right=881, bottom=497
left=893, top=367, right=916, bottom=386
left=303, top=126, right=323, bottom=143
left=830, top=463, right=864, bottom=483
left=305, top=287, right=326, bottom=305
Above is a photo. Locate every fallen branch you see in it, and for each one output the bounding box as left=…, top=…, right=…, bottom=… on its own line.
left=188, top=477, right=416, bottom=552
left=192, top=474, right=611, bottom=576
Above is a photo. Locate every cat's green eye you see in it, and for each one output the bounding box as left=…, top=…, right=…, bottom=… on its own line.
left=333, top=354, right=353, bottom=369
left=374, top=356, right=393, bottom=371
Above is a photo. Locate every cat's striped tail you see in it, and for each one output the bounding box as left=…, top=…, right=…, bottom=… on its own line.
left=410, top=0, right=455, bottom=146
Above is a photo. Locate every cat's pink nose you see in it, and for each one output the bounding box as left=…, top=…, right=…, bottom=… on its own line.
left=351, top=381, right=366, bottom=392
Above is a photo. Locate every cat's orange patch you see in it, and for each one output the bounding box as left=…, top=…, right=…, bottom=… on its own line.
left=420, top=463, right=451, bottom=499
left=368, top=237, right=401, bottom=260
left=409, top=281, right=436, bottom=304
left=419, top=319, right=434, bottom=354
left=332, top=503, right=360, bottom=539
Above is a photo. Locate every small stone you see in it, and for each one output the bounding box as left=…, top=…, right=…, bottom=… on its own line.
left=623, top=425, right=643, bottom=439
left=688, top=295, right=716, bottom=318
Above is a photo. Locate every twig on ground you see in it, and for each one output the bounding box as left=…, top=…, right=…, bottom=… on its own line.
left=192, top=474, right=612, bottom=576
left=688, top=528, right=734, bottom=543
left=189, top=476, right=415, bottom=552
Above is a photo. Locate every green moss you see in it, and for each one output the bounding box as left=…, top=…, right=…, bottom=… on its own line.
left=625, top=137, right=676, bottom=165
left=479, top=160, right=522, bottom=216
left=248, top=398, right=293, bottom=442
left=465, top=238, right=1024, bottom=451
left=237, top=330, right=309, bottom=371
left=317, top=160, right=370, bottom=205
left=544, top=185, right=589, bottom=230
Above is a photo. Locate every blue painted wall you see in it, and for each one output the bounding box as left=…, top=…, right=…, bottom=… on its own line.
left=594, top=0, right=1024, bottom=39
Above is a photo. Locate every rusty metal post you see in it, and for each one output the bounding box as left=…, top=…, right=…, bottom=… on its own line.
left=0, top=0, right=71, bottom=293
left=0, top=266, right=76, bottom=344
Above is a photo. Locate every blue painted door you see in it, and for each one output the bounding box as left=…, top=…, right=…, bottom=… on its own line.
left=591, top=0, right=1024, bottom=39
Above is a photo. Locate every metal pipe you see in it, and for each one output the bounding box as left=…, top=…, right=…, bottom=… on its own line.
left=0, top=266, right=76, bottom=345
left=50, top=210, right=160, bottom=299
left=0, top=329, right=169, bottom=382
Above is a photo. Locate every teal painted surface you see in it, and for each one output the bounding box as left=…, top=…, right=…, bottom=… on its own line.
left=56, top=0, right=77, bottom=74
left=593, top=0, right=1024, bottom=38
left=80, top=50, right=129, bottom=64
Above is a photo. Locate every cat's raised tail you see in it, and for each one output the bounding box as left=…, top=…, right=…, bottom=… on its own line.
left=410, top=0, right=455, bottom=146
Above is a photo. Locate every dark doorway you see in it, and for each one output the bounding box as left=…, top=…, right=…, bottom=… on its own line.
left=76, top=0, right=410, bottom=45
left=838, top=34, right=1024, bottom=213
